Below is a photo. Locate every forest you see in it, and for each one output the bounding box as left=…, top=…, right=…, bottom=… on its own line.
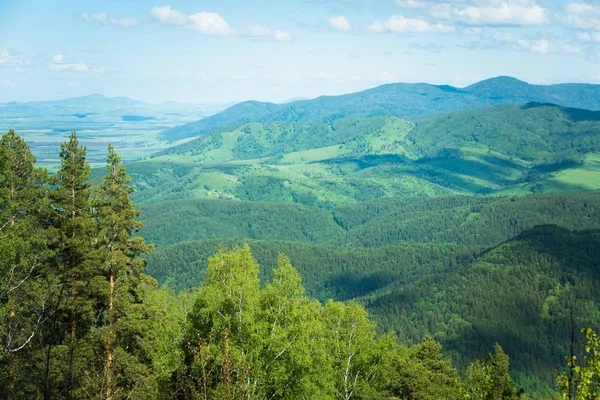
left=1, top=129, right=599, bottom=399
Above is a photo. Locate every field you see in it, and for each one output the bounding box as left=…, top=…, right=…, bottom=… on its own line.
left=0, top=99, right=226, bottom=169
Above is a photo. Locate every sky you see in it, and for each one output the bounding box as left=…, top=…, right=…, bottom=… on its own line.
left=0, top=0, right=599, bottom=104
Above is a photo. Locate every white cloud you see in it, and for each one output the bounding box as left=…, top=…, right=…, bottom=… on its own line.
left=150, top=5, right=232, bottom=35
left=243, top=26, right=292, bottom=42
left=188, top=11, right=233, bottom=35
left=150, top=5, right=293, bottom=39
left=368, top=15, right=455, bottom=33
left=578, top=31, right=592, bottom=41
left=560, top=44, right=583, bottom=53
left=50, top=54, right=104, bottom=72
left=563, top=15, right=600, bottom=29
left=274, top=30, right=293, bottom=42
left=565, top=3, right=600, bottom=15
left=0, top=48, right=24, bottom=67
left=492, top=33, right=581, bottom=54
left=396, top=0, right=427, bottom=9
left=431, top=1, right=549, bottom=26
left=91, top=12, right=108, bottom=24
left=82, top=12, right=139, bottom=27
left=110, top=17, right=139, bottom=28
left=576, top=31, right=600, bottom=43
left=329, top=15, right=352, bottom=32
left=563, top=2, right=600, bottom=29
left=0, top=79, right=13, bottom=86
left=52, top=54, right=66, bottom=64
left=528, top=38, right=550, bottom=53
left=150, top=5, right=188, bottom=26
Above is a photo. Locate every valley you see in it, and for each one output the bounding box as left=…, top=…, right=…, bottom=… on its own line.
left=3, top=76, right=600, bottom=398
left=0, top=94, right=229, bottom=168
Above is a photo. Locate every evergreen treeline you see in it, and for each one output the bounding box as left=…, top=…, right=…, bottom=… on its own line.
left=143, top=226, right=600, bottom=394
left=137, top=192, right=600, bottom=249
left=139, top=199, right=344, bottom=247
left=1, top=130, right=598, bottom=398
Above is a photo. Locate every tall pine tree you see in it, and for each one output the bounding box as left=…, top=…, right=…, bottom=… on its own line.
left=51, top=131, right=105, bottom=399
left=0, top=130, right=51, bottom=398
left=96, top=144, right=155, bottom=399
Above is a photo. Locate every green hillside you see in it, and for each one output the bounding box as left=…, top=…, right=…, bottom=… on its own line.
left=143, top=225, right=600, bottom=394
left=159, top=76, right=600, bottom=142
left=139, top=198, right=344, bottom=247
left=139, top=192, right=600, bottom=249
left=333, top=192, right=600, bottom=247
left=125, top=103, right=600, bottom=206
left=364, top=225, right=600, bottom=392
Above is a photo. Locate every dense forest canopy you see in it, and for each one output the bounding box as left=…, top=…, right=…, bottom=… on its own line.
left=1, top=129, right=600, bottom=399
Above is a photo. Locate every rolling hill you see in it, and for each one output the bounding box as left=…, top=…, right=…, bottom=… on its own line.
left=159, top=76, right=600, bottom=142
left=125, top=103, right=600, bottom=205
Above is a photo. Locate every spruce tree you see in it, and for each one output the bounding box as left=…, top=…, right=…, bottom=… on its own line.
left=0, top=130, right=51, bottom=398
left=52, top=131, right=104, bottom=398
left=97, top=144, right=155, bottom=399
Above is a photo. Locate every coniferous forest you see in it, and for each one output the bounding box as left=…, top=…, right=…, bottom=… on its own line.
left=1, top=129, right=600, bottom=399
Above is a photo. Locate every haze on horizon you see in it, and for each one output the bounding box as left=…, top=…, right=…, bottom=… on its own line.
left=1, top=0, right=599, bottom=104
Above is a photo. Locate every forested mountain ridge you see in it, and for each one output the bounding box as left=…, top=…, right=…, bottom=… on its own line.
left=139, top=192, right=600, bottom=248
left=125, top=102, right=600, bottom=206
left=160, top=76, right=600, bottom=142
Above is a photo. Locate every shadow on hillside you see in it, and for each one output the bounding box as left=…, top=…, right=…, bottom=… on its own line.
left=521, top=102, right=600, bottom=122
left=325, top=271, right=401, bottom=301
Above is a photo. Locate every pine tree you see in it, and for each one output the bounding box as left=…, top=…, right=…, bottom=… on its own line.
left=52, top=131, right=104, bottom=399
left=0, top=130, right=51, bottom=398
left=96, top=144, right=155, bottom=399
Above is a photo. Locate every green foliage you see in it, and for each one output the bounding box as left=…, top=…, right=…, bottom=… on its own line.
left=145, top=225, right=600, bottom=395
left=333, top=192, right=600, bottom=247
left=558, top=328, right=600, bottom=400
left=0, top=130, right=52, bottom=398
left=139, top=198, right=344, bottom=247
left=379, top=335, right=463, bottom=400
left=177, top=246, right=333, bottom=399
left=0, top=131, right=183, bottom=399
left=464, top=344, right=519, bottom=399
left=139, top=192, right=600, bottom=250
left=96, top=144, right=156, bottom=399
left=176, top=245, right=465, bottom=400
left=3, top=131, right=600, bottom=399
left=128, top=103, right=600, bottom=205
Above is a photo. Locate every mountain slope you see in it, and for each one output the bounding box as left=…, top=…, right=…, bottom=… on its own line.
left=143, top=225, right=600, bottom=393
left=160, top=76, right=600, bottom=142
left=364, top=225, right=600, bottom=391
left=128, top=103, right=600, bottom=205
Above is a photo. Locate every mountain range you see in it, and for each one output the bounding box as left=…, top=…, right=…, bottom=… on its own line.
left=159, top=76, right=600, bottom=142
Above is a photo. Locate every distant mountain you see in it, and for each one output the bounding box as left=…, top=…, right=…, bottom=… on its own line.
left=160, top=76, right=600, bottom=141
left=0, top=95, right=234, bottom=124
left=127, top=103, right=600, bottom=205
left=0, top=95, right=233, bottom=114
left=0, top=94, right=148, bottom=111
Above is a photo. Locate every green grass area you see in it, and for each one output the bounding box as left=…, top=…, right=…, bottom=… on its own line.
left=124, top=104, right=600, bottom=205
left=548, top=152, right=600, bottom=190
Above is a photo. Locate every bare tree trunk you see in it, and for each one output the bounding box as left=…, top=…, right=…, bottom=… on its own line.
left=106, top=266, right=115, bottom=400
left=106, top=222, right=117, bottom=400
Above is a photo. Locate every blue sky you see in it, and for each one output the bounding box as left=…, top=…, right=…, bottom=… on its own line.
left=1, top=0, right=599, bottom=103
